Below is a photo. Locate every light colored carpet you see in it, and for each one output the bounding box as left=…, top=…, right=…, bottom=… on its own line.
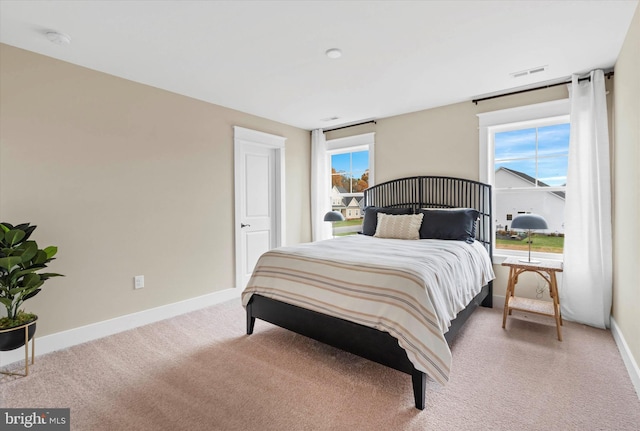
left=1, top=299, right=638, bottom=430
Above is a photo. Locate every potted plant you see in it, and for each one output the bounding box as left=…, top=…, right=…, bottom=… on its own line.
left=0, top=222, right=62, bottom=351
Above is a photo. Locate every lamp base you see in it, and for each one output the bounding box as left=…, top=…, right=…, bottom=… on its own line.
left=519, top=258, right=541, bottom=264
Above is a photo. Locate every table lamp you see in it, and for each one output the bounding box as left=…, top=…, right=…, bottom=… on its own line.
left=510, top=213, right=548, bottom=264
left=324, top=211, right=345, bottom=238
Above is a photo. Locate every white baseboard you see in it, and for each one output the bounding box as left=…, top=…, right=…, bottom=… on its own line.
left=492, top=294, right=504, bottom=308
left=0, top=287, right=242, bottom=367
left=611, top=317, right=640, bottom=400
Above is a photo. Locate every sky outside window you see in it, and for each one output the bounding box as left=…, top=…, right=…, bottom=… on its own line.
left=495, top=123, right=569, bottom=186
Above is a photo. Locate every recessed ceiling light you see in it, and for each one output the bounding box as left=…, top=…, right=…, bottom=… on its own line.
left=325, top=48, right=342, bottom=59
left=46, top=31, right=71, bottom=46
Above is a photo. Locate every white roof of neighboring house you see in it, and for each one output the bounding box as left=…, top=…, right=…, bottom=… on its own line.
left=497, top=167, right=565, bottom=200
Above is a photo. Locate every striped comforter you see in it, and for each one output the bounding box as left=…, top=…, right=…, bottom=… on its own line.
left=241, top=235, right=495, bottom=385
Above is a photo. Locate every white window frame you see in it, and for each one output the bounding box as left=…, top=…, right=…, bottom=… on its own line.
left=478, top=100, right=569, bottom=264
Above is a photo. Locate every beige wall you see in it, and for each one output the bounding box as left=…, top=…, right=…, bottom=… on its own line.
left=0, top=44, right=311, bottom=337
left=613, top=6, right=640, bottom=374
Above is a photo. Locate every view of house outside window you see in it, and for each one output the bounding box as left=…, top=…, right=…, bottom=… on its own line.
left=330, top=150, right=369, bottom=235
left=494, top=122, right=569, bottom=254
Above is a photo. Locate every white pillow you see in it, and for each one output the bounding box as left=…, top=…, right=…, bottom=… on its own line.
left=374, top=213, right=424, bottom=240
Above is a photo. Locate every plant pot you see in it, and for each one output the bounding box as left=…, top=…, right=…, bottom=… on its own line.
left=0, top=320, right=37, bottom=351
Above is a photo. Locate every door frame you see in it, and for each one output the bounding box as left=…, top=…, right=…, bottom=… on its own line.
left=233, top=126, right=286, bottom=289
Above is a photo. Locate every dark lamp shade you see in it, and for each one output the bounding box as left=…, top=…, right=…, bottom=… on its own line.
left=510, top=214, right=548, bottom=230
left=324, top=211, right=345, bottom=222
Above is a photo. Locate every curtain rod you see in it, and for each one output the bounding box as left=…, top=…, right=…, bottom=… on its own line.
left=472, top=71, right=614, bottom=105
left=323, top=120, right=376, bottom=133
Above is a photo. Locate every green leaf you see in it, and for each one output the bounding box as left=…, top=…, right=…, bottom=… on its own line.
left=21, top=225, right=37, bottom=242
left=9, top=285, right=29, bottom=295
left=44, top=246, right=58, bottom=259
left=38, top=273, right=64, bottom=280
left=8, top=265, right=45, bottom=286
left=18, top=241, right=38, bottom=263
left=22, top=289, right=41, bottom=301
left=5, top=229, right=25, bottom=246
left=21, top=273, right=41, bottom=289
left=18, top=281, right=43, bottom=298
left=0, top=256, right=22, bottom=270
left=0, top=223, right=10, bottom=233
left=32, top=250, right=48, bottom=265
left=0, top=297, right=12, bottom=308
left=9, top=267, right=39, bottom=281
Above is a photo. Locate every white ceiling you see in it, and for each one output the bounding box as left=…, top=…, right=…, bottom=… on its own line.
left=1, top=1, right=637, bottom=131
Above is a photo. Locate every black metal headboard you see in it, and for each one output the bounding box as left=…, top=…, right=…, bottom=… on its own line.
left=363, top=176, right=493, bottom=258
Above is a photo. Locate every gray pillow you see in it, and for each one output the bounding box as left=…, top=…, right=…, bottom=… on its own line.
left=362, top=206, right=413, bottom=236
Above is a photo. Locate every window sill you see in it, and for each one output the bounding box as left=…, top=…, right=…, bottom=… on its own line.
left=493, top=250, right=564, bottom=265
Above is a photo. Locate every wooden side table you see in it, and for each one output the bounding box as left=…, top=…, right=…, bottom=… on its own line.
left=501, top=257, right=564, bottom=341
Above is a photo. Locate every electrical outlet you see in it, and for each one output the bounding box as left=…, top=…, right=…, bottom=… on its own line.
left=134, top=275, right=144, bottom=289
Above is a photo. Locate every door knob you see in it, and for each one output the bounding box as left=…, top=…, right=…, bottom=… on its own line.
left=241, top=223, right=251, bottom=228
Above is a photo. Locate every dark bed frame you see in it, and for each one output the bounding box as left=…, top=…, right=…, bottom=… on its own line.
left=245, top=176, right=493, bottom=410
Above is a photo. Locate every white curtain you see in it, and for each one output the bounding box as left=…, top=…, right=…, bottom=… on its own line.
left=562, top=70, right=612, bottom=329
left=311, top=129, right=331, bottom=241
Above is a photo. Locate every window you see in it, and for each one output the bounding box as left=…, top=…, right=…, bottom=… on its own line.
left=331, top=151, right=369, bottom=194
left=478, top=100, right=569, bottom=260
left=326, top=133, right=375, bottom=236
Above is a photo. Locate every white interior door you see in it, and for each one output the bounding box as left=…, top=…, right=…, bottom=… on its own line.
left=234, top=127, right=286, bottom=289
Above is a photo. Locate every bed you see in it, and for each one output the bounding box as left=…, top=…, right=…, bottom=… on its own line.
left=242, top=176, right=495, bottom=410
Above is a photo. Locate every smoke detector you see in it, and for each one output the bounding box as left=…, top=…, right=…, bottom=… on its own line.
left=325, top=48, right=342, bottom=59
left=46, top=31, right=71, bottom=46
